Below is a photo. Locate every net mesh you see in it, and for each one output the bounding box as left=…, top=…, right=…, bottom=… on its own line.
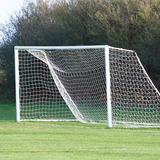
left=18, top=48, right=108, bottom=122
left=18, top=50, right=75, bottom=121
left=17, top=46, right=160, bottom=126
left=109, top=48, right=160, bottom=126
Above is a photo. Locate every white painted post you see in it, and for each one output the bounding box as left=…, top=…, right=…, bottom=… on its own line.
left=105, top=45, right=112, bottom=128
left=15, top=48, right=20, bottom=122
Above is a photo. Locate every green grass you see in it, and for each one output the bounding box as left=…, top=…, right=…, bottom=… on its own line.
left=0, top=104, right=160, bottom=160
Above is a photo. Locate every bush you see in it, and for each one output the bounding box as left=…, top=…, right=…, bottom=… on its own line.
left=0, top=0, right=160, bottom=101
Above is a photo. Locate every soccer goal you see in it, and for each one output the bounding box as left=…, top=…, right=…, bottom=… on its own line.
left=15, top=45, right=160, bottom=127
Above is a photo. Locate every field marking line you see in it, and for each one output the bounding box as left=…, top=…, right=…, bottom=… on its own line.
left=0, top=148, right=160, bottom=152
left=20, top=122, right=160, bottom=132
left=21, top=122, right=107, bottom=129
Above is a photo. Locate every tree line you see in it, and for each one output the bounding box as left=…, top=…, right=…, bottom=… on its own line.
left=0, top=0, right=160, bottom=101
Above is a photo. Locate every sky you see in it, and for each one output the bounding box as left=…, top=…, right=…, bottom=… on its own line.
left=0, top=0, right=24, bottom=25
left=0, top=0, right=38, bottom=40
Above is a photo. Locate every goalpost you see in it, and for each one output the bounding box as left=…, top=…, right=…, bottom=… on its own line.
left=15, top=45, right=160, bottom=127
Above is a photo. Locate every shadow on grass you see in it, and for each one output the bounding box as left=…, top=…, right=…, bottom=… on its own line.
left=0, top=104, right=16, bottom=121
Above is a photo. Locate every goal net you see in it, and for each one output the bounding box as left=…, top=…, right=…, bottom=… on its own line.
left=15, top=45, right=160, bottom=127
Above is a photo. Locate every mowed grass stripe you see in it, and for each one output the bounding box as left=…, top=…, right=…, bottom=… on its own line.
left=0, top=104, right=160, bottom=160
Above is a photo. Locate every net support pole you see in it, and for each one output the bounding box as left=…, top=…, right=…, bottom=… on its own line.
left=15, top=48, right=20, bottom=122
left=105, top=45, right=112, bottom=128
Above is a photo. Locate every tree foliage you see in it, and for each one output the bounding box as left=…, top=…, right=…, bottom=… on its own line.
left=0, top=0, right=160, bottom=101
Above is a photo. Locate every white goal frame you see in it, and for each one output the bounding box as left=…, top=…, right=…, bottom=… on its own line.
left=15, top=45, right=112, bottom=127
left=15, top=45, right=160, bottom=127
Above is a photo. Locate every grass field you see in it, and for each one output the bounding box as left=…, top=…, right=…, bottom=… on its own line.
left=0, top=104, right=160, bottom=160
